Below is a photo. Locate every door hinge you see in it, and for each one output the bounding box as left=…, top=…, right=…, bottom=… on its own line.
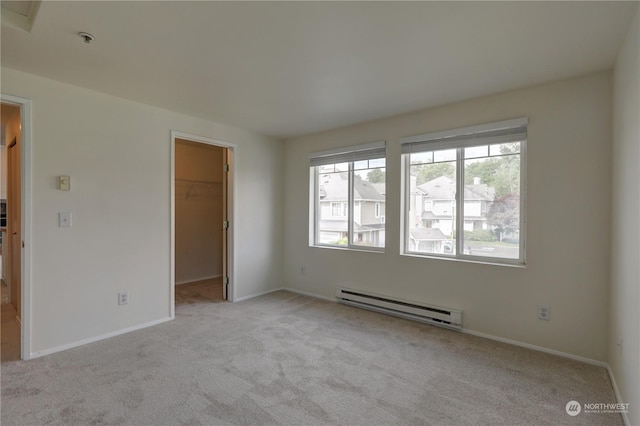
left=223, top=164, right=230, bottom=172
left=223, top=276, right=229, bottom=285
left=223, top=220, right=229, bottom=230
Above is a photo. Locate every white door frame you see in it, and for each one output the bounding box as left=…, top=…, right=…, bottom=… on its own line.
left=170, top=131, right=236, bottom=317
left=1, top=93, right=32, bottom=360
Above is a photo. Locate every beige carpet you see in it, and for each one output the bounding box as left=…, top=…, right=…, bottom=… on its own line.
left=1, top=290, right=622, bottom=425
left=176, top=278, right=225, bottom=305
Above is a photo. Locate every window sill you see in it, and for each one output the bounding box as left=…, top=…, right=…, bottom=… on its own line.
left=401, top=252, right=526, bottom=268
left=311, top=244, right=385, bottom=254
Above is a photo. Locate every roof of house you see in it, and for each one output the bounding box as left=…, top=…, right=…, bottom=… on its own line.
left=318, top=220, right=348, bottom=233
left=421, top=211, right=438, bottom=220
left=371, top=183, right=386, bottom=196
left=409, top=228, right=448, bottom=241
left=416, top=176, right=495, bottom=201
left=319, top=172, right=384, bottom=202
left=318, top=220, right=384, bottom=232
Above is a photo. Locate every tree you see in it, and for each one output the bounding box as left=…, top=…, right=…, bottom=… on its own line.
left=465, top=145, right=520, bottom=198
left=487, top=194, right=520, bottom=240
left=414, top=163, right=455, bottom=185
left=466, top=159, right=519, bottom=197
left=367, top=168, right=386, bottom=183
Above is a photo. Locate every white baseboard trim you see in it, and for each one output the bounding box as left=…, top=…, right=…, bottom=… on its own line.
left=462, top=328, right=608, bottom=367
left=234, top=287, right=284, bottom=302
left=607, top=365, right=631, bottom=426
left=29, top=316, right=173, bottom=359
left=283, top=287, right=335, bottom=302
left=176, top=274, right=221, bottom=285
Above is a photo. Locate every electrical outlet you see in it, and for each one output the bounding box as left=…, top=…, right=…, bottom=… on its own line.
left=118, top=292, right=129, bottom=306
left=617, top=336, right=623, bottom=351
left=537, top=305, right=550, bottom=321
left=300, top=266, right=306, bottom=275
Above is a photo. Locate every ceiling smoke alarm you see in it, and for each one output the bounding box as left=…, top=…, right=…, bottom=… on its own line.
left=78, top=32, right=94, bottom=44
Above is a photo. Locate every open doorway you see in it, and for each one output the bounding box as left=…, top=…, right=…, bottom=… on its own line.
left=1, top=101, right=22, bottom=362
left=171, top=132, right=234, bottom=314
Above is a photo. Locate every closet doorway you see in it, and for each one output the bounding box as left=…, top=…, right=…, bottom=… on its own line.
left=1, top=102, right=21, bottom=361
left=171, top=132, right=234, bottom=313
left=1, top=94, right=31, bottom=361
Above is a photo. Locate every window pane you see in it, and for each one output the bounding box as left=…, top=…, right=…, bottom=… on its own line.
left=490, top=142, right=520, bottom=156
left=352, top=161, right=386, bottom=248
left=433, top=148, right=456, bottom=163
left=465, top=145, right=488, bottom=159
left=316, top=167, right=348, bottom=246
left=368, top=158, right=385, bottom=168
left=408, top=157, right=456, bottom=255
left=410, top=151, right=433, bottom=165
left=335, top=162, right=349, bottom=172
left=353, top=160, right=369, bottom=170
left=463, top=151, right=520, bottom=259
left=319, top=164, right=335, bottom=174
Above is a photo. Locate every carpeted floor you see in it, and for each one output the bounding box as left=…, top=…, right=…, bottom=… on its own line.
left=1, top=290, right=622, bottom=425
left=176, top=278, right=225, bottom=306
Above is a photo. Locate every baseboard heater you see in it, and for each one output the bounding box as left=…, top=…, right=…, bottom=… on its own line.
left=335, top=287, right=463, bottom=330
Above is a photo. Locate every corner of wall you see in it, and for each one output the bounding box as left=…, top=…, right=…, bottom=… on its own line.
left=610, top=7, right=640, bottom=426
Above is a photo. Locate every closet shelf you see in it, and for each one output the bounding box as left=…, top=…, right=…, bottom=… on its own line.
left=175, top=178, right=221, bottom=185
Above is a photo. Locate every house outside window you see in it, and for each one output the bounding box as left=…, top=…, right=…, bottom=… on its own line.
left=401, top=118, right=527, bottom=265
left=331, top=202, right=347, bottom=217
left=310, top=141, right=386, bottom=250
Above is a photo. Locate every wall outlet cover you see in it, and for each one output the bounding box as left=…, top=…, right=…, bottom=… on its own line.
left=537, top=305, right=551, bottom=321
left=118, top=292, right=129, bottom=306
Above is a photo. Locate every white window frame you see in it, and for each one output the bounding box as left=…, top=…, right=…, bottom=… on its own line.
left=400, top=118, right=527, bottom=266
left=309, top=141, right=386, bottom=252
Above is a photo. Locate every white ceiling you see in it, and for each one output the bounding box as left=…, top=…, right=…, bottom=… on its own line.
left=1, top=1, right=637, bottom=139
left=2, top=1, right=33, bottom=17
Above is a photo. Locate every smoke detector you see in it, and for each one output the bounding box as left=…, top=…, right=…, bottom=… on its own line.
left=78, top=32, right=94, bottom=44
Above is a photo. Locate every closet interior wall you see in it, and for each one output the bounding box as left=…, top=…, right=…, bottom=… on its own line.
left=175, top=139, right=223, bottom=284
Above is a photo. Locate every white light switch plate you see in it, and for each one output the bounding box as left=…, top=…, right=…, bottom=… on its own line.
left=59, top=212, right=72, bottom=227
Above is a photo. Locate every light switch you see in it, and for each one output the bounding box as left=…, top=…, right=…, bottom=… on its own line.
left=59, top=212, right=72, bottom=228
left=59, top=175, right=70, bottom=191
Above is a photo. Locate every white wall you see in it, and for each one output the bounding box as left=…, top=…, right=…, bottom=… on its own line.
left=175, top=141, right=223, bottom=284
left=610, top=8, right=639, bottom=425
left=1, top=67, right=284, bottom=355
left=284, top=72, right=612, bottom=361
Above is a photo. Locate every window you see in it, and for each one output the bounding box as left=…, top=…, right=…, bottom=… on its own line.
left=310, top=141, right=386, bottom=250
left=401, top=118, right=527, bottom=265
left=331, top=202, right=347, bottom=217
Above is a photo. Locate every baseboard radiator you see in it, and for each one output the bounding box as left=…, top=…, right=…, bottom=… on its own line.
left=335, top=287, right=463, bottom=330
